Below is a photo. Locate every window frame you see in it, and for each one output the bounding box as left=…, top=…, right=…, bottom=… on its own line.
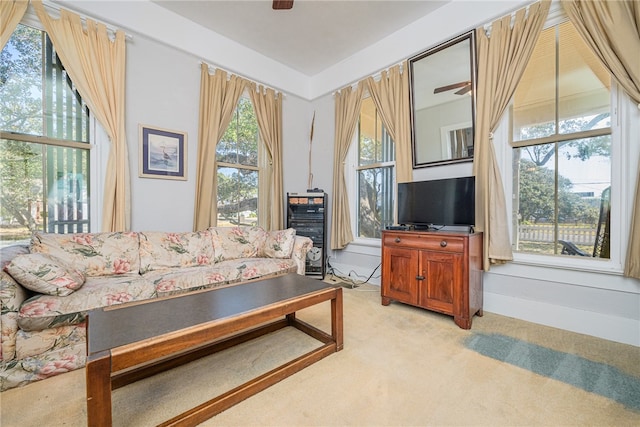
left=1, top=17, right=102, bottom=237
left=344, top=95, right=396, bottom=253
left=499, top=13, right=635, bottom=274
left=215, top=92, right=267, bottom=228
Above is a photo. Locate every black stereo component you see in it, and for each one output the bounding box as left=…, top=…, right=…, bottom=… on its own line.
left=287, top=192, right=327, bottom=278
left=386, top=225, right=411, bottom=231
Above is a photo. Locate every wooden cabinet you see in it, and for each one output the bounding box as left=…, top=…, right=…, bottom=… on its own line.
left=381, top=230, right=483, bottom=329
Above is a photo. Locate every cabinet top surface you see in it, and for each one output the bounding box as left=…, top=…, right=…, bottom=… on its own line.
left=382, top=229, right=481, bottom=238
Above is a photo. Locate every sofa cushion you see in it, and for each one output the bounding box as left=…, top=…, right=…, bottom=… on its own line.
left=1, top=312, right=19, bottom=361
left=139, top=230, right=215, bottom=273
left=144, top=264, right=239, bottom=297
left=0, top=244, right=29, bottom=270
left=5, top=253, right=85, bottom=297
left=18, top=275, right=156, bottom=332
left=214, top=258, right=297, bottom=283
left=30, top=232, right=140, bottom=277
left=15, top=322, right=85, bottom=360
left=0, top=340, right=86, bottom=391
left=259, top=228, right=296, bottom=259
left=209, top=226, right=267, bottom=261
left=1, top=270, right=29, bottom=313
left=144, top=258, right=298, bottom=297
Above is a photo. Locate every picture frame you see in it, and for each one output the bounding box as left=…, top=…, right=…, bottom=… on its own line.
left=139, top=124, right=187, bottom=180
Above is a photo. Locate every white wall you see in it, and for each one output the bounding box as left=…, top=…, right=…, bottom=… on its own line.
left=58, top=0, right=639, bottom=346
left=125, top=34, right=200, bottom=231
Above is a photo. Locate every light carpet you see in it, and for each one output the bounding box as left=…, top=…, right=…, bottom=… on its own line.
left=1, top=282, right=639, bottom=426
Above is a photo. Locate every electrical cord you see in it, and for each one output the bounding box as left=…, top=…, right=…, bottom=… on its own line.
left=326, top=257, right=381, bottom=289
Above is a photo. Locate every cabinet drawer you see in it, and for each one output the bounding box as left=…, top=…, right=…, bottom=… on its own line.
left=383, top=233, right=464, bottom=253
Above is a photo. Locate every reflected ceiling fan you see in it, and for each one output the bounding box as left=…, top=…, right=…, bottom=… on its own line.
left=273, top=0, right=294, bottom=10
left=433, top=81, right=472, bottom=95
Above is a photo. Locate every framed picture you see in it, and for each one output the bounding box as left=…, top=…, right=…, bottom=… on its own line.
left=139, top=124, right=187, bottom=180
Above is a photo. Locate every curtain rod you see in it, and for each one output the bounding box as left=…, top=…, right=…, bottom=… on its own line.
left=200, top=62, right=287, bottom=98
left=41, top=0, right=133, bottom=41
left=332, top=60, right=406, bottom=97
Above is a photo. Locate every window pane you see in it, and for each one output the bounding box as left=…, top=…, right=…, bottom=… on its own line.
left=45, top=145, right=90, bottom=234
left=217, top=166, right=258, bottom=227
left=513, top=26, right=556, bottom=141
left=513, top=143, right=557, bottom=254
left=0, top=139, right=44, bottom=244
left=43, top=38, right=90, bottom=142
left=217, top=97, right=258, bottom=167
left=1, top=25, right=44, bottom=135
left=357, top=166, right=394, bottom=238
left=513, top=136, right=611, bottom=258
left=0, top=139, right=89, bottom=245
left=558, top=22, right=610, bottom=134
left=358, top=97, right=394, bottom=166
left=1, top=25, right=89, bottom=142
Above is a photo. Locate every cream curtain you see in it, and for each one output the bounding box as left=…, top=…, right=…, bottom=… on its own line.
left=33, top=0, right=130, bottom=232
left=1, top=0, right=28, bottom=49
left=249, top=83, right=284, bottom=231
left=474, top=0, right=551, bottom=271
left=193, top=64, right=248, bottom=231
left=366, top=61, right=413, bottom=183
left=562, top=0, right=640, bottom=279
left=330, top=82, right=365, bottom=250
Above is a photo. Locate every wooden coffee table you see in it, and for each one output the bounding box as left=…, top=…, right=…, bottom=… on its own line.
left=85, top=274, right=343, bottom=426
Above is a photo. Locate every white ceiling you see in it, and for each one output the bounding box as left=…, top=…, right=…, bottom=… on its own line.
left=151, top=0, right=449, bottom=76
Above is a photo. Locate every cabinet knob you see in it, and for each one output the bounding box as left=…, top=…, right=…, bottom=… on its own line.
left=416, top=275, right=425, bottom=281
left=395, top=237, right=401, bottom=243
left=440, top=240, right=447, bottom=247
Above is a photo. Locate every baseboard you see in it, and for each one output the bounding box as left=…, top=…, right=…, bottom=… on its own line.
left=484, top=292, right=640, bottom=347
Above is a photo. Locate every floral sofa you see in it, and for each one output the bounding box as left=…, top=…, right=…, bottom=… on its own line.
left=0, top=226, right=313, bottom=391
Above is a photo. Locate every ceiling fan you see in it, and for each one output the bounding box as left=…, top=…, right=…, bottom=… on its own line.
left=433, top=81, right=472, bottom=95
left=273, top=0, right=294, bottom=10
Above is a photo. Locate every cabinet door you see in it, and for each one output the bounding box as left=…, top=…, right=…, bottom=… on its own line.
left=382, top=246, right=418, bottom=305
left=418, top=251, right=462, bottom=315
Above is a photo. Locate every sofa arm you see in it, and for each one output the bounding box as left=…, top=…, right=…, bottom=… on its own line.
left=291, top=236, right=313, bottom=275
left=1, top=271, right=29, bottom=361
left=1, top=244, right=31, bottom=361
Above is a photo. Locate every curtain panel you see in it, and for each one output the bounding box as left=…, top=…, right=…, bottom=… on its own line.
left=562, top=0, right=640, bottom=279
left=365, top=61, right=413, bottom=183
left=1, top=0, right=28, bottom=50
left=32, top=0, right=130, bottom=232
left=248, top=83, right=284, bottom=231
left=193, top=64, right=249, bottom=231
left=473, top=0, right=551, bottom=271
left=330, top=83, right=365, bottom=250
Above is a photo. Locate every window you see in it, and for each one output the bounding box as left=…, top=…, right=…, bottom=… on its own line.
left=511, top=20, right=612, bottom=259
left=216, top=95, right=261, bottom=226
left=1, top=24, right=91, bottom=245
left=356, top=96, right=395, bottom=239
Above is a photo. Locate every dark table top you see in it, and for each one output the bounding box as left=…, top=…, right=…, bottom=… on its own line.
left=87, top=274, right=336, bottom=354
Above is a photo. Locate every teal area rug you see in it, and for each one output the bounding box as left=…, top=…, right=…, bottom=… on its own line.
left=465, top=333, right=640, bottom=411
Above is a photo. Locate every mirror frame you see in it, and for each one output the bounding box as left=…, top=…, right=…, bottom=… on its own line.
left=409, top=30, right=477, bottom=168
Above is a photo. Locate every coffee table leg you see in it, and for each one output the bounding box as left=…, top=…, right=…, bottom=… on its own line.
left=332, top=288, right=344, bottom=351
left=86, top=350, right=112, bottom=427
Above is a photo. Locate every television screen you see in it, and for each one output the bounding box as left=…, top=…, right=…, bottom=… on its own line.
left=397, top=176, right=475, bottom=227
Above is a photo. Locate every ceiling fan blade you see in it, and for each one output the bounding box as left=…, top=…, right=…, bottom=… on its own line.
left=273, top=0, right=294, bottom=10
left=433, top=81, right=471, bottom=94
left=455, top=85, right=472, bottom=95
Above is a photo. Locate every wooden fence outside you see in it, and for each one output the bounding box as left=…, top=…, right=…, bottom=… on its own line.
left=518, top=224, right=596, bottom=245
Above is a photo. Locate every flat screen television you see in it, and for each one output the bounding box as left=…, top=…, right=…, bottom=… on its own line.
left=397, top=176, right=475, bottom=229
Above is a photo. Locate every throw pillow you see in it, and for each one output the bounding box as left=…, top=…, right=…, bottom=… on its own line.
left=259, top=228, right=296, bottom=259
left=4, top=253, right=85, bottom=296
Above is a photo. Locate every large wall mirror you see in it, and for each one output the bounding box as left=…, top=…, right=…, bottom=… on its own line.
left=410, top=30, right=477, bottom=167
